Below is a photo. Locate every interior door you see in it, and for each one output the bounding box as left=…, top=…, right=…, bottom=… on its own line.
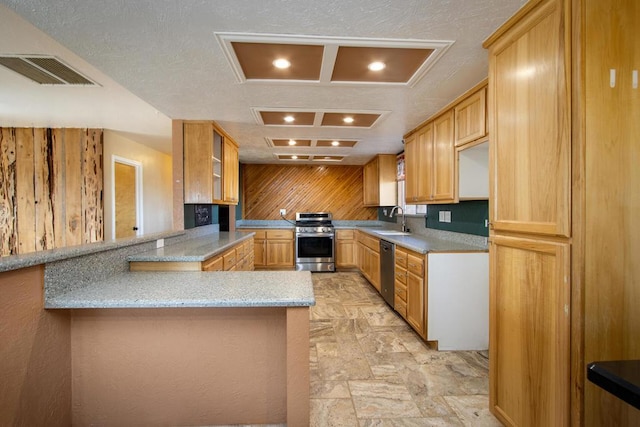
left=114, top=162, right=137, bottom=239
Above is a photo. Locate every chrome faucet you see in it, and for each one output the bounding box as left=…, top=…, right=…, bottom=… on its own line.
left=389, top=205, right=408, bottom=232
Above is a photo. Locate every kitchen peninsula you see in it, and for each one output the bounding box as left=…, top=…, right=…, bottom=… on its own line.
left=0, top=226, right=313, bottom=426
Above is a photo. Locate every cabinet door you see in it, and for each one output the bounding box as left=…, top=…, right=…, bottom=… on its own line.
left=183, top=123, right=214, bottom=204
left=363, top=157, right=379, bottom=206
left=406, top=270, right=425, bottom=338
left=404, top=134, right=418, bottom=203
left=405, top=125, right=434, bottom=204
left=223, top=138, right=239, bottom=204
left=266, top=239, right=293, bottom=267
left=454, top=87, right=487, bottom=147
left=336, top=240, right=355, bottom=268
left=432, top=110, right=456, bottom=202
left=369, top=249, right=380, bottom=292
left=487, top=0, right=570, bottom=237
left=254, top=238, right=266, bottom=267
left=490, top=235, right=570, bottom=426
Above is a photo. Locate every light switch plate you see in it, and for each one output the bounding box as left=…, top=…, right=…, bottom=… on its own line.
left=444, top=211, right=452, bottom=223
left=438, top=211, right=445, bottom=222
left=280, top=208, right=286, bottom=216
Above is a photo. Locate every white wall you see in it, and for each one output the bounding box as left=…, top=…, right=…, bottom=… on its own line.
left=103, top=130, right=173, bottom=239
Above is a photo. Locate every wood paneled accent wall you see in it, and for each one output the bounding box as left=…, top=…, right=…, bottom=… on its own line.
left=242, top=164, right=378, bottom=220
left=0, top=128, right=103, bottom=256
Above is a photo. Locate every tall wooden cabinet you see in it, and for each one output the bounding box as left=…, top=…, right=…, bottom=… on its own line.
left=183, top=122, right=239, bottom=205
left=486, top=0, right=640, bottom=425
left=484, top=0, right=572, bottom=425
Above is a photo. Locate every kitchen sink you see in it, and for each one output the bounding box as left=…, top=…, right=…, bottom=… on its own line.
left=376, top=231, right=411, bottom=236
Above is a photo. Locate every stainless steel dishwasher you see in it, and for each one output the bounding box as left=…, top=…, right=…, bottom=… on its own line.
left=379, top=239, right=395, bottom=308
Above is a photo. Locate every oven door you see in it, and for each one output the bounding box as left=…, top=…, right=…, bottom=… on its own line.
left=295, top=232, right=334, bottom=263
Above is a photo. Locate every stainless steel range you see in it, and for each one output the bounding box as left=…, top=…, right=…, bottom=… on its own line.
left=295, top=212, right=335, bottom=272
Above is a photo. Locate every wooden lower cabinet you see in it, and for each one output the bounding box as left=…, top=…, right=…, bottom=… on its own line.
left=130, top=238, right=254, bottom=272
left=394, top=246, right=427, bottom=339
left=489, top=235, right=570, bottom=427
left=246, top=229, right=294, bottom=270
left=356, top=231, right=380, bottom=291
left=336, top=229, right=356, bottom=268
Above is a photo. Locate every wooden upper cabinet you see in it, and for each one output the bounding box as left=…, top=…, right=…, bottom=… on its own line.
left=405, top=124, right=433, bottom=204
left=454, top=87, right=487, bottom=147
left=183, top=122, right=240, bottom=205
left=223, top=137, right=239, bottom=204
left=184, top=123, right=215, bottom=204
left=363, top=154, right=397, bottom=207
left=404, top=112, right=456, bottom=204
left=432, top=110, right=456, bottom=202
left=485, top=0, right=570, bottom=237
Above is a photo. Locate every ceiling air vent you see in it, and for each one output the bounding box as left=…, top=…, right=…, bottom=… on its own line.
left=0, top=55, right=96, bottom=85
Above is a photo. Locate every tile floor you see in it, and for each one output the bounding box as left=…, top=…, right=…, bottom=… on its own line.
left=309, top=272, right=501, bottom=427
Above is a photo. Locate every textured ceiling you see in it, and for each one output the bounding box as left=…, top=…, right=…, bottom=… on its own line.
left=0, top=0, right=526, bottom=164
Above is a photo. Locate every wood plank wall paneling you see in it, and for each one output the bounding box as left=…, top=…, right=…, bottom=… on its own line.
left=0, top=127, right=103, bottom=256
left=34, top=128, right=55, bottom=251
left=242, top=164, right=378, bottom=220
left=0, top=129, right=17, bottom=255
left=82, top=129, right=104, bottom=243
left=16, top=128, right=35, bottom=254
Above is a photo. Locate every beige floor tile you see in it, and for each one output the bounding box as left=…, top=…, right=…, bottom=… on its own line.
left=444, top=395, right=503, bottom=427
left=310, top=398, right=358, bottom=427
left=308, top=272, right=500, bottom=426
left=349, top=380, right=422, bottom=419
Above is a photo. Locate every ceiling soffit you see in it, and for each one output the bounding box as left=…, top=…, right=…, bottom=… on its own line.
left=253, top=108, right=387, bottom=128
left=216, top=33, right=454, bottom=87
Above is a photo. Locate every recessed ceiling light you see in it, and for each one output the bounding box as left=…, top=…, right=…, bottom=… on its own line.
left=368, top=61, right=386, bottom=71
left=284, top=115, right=295, bottom=123
left=288, top=139, right=297, bottom=145
left=273, top=58, right=291, bottom=69
left=343, top=116, right=354, bottom=124
left=291, top=155, right=298, bottom=160
left=331, top=140, right=340, bottom=146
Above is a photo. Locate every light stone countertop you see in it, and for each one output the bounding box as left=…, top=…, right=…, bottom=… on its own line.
left=127, top=231, right=255, bottom=262
left=46, top=270, right=315, bottom=309
left=357, top=227, right=487, bottom=254
left=0, top=230, right=186, bottom=273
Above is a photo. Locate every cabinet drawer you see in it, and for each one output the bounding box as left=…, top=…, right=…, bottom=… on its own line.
left=394, top=268, right=406, bottom=284
left=202, top=256, right=223, bottom=271
left=336, top=229, right=354, bottom=240
left=395, top=249, right=408, bottom=268
left=223, top=248, right=237, bottom=270
left=358, top=233, right=380, bottom=252
left=395, top=297, right=407, bottom=319
left=266, top=229, right=293, bottom=240
left=250, top=230, right=266, bottom=239
left=395, top=280, right=407, bottom=302
left=235, top=244, right=245, bottom=259
left=407, top=253, right=424, bottom=276
left=243, top=239, right=253, bottom=253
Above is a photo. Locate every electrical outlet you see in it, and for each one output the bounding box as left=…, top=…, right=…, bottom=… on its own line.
left=279, top=208, right=286, bottom=216
left=156, top=238, right=164, bottom=248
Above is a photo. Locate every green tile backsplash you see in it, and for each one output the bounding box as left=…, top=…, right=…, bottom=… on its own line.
left=426, top=200, right=489, bottom=237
